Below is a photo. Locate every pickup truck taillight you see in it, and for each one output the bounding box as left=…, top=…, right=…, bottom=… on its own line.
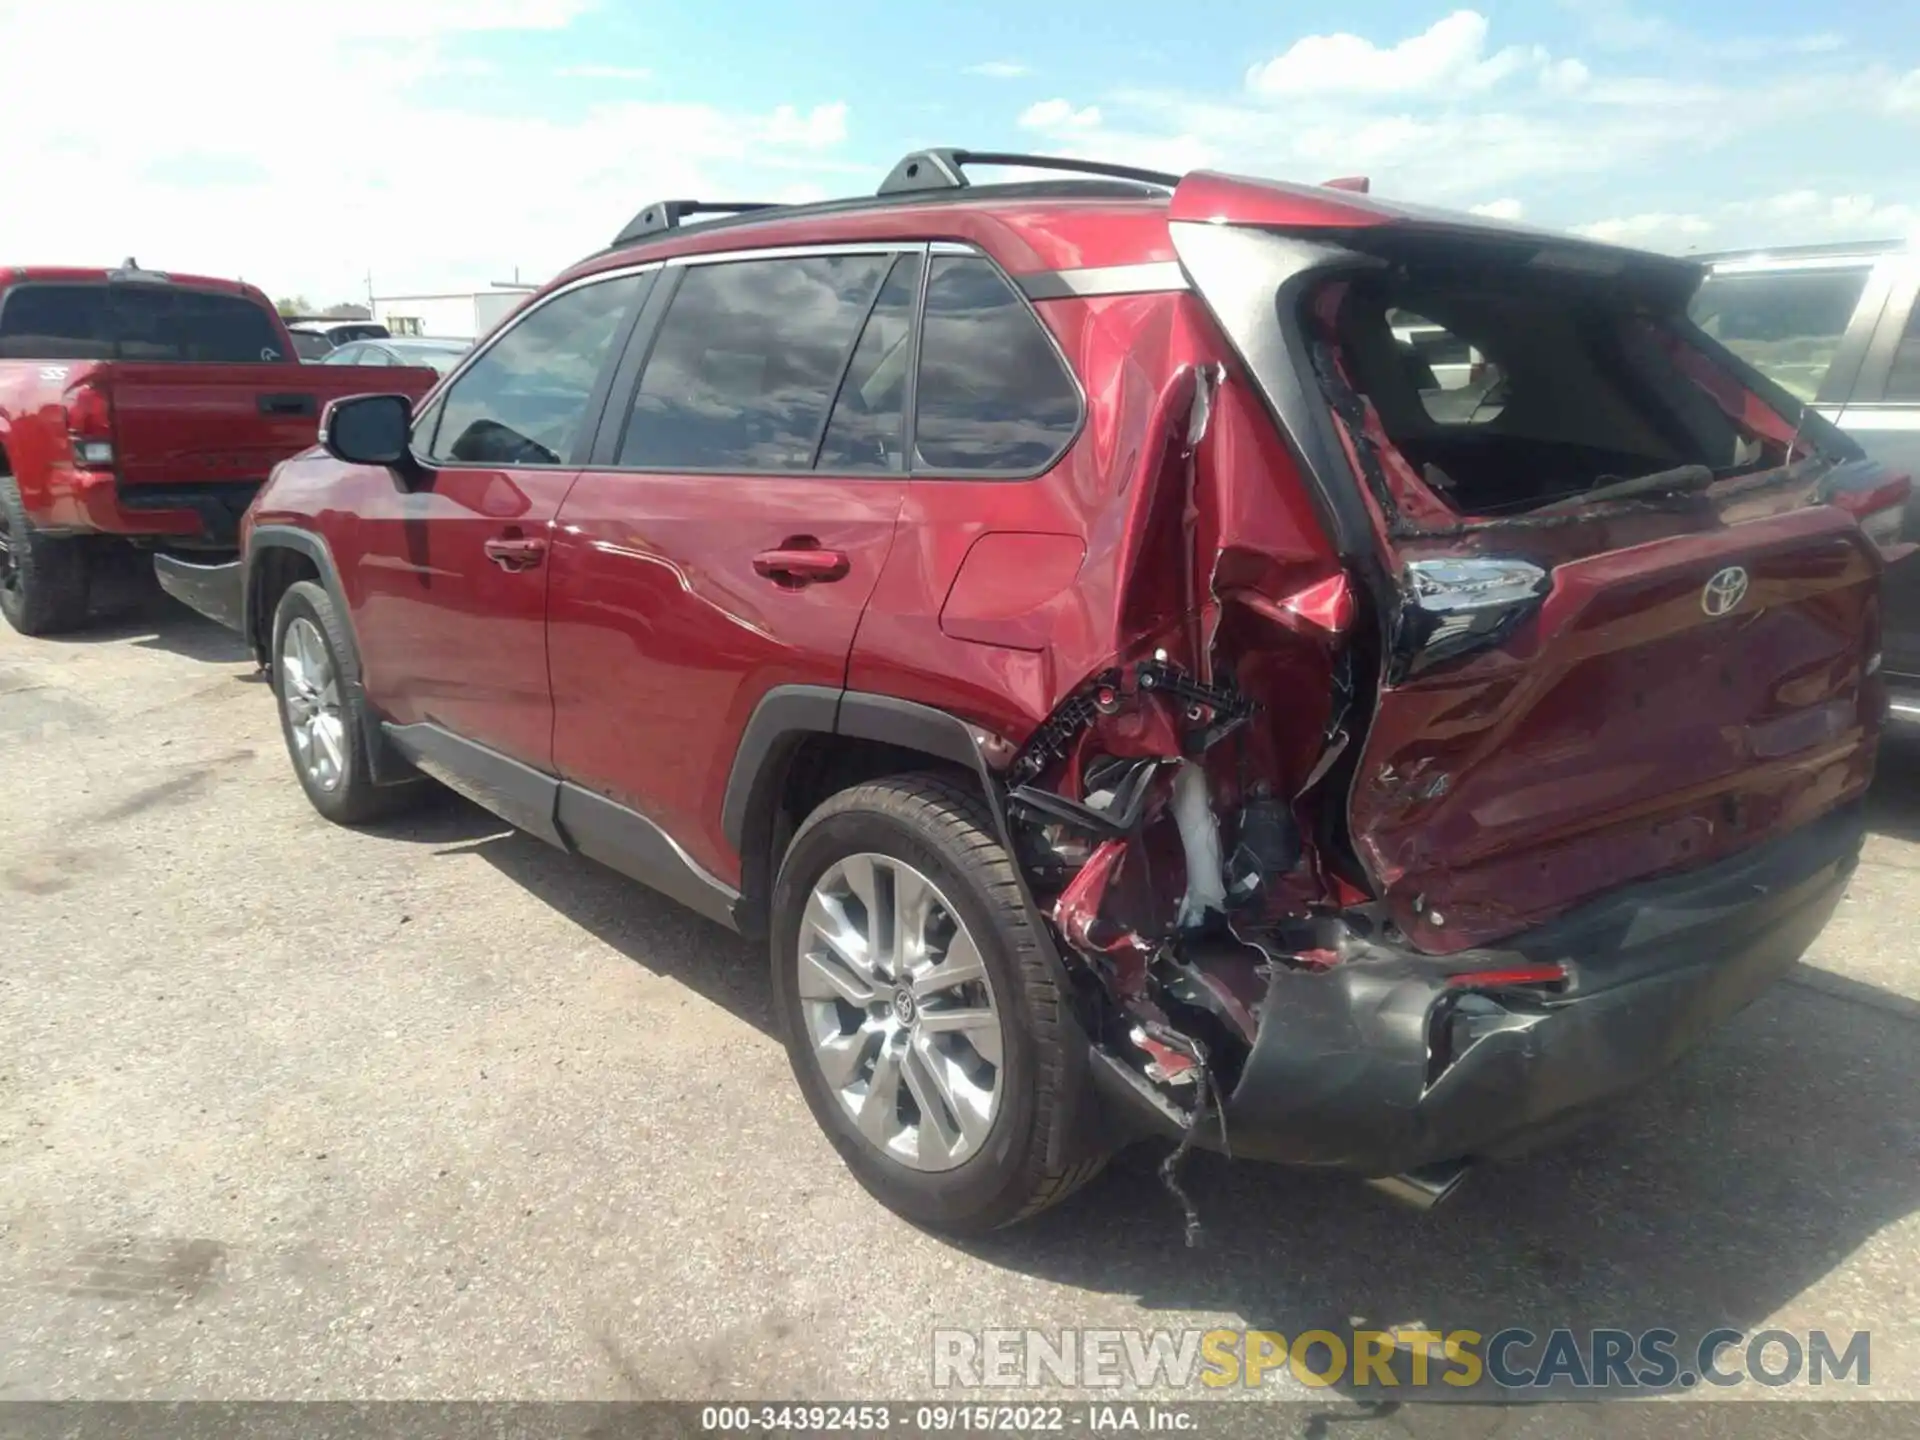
left=63, top=380, right=115, bottom=470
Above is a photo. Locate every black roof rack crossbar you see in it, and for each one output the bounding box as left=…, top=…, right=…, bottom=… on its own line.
left=877, top=148, right=1180, bottom=196
left=612, top=199, right=783, bottom=246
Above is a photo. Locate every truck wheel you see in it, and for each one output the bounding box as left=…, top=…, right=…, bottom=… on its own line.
left=770, top=773, right=1109, bottom=1232
left=271, top=580, right=423, bottom=825
left=0, top=476, right=92, bottom=636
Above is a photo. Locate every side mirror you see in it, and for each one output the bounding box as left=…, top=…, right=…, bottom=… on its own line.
left=320, top=394, right=424, bottom=481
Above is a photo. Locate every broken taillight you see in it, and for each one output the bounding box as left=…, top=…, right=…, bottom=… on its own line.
left=63, top=379, right=115, bottom=470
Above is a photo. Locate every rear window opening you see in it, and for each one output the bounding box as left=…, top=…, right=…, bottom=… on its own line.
left=1314, top=265, right=1793, bottom=524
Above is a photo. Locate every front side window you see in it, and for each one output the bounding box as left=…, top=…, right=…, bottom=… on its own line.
left=912, top=255, right=1081, bottom=474
left=620, top=254, right=892, bottom=471
left=426, top=273, right=646, bottom=467
left=1688, top=265, right=1872, bottom=403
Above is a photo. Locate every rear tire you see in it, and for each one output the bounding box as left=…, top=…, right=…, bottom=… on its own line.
left=0, top=476, right=92, bottom=636
left=771, top=772, right=1109, bottom=1232
left=271, top=579, right=424, bottom=825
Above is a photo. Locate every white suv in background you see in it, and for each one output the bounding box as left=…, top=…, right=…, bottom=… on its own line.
left=1689, top=241, right=1920, bottom=730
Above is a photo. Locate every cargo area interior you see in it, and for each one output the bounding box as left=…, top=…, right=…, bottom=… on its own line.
left=1327, top=261, right=1766, bottom=517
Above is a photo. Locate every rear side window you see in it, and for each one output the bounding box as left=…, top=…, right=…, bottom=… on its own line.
left=292, top=331, right=336, bottom=361
left=816, top=254, right=922, bottom=473
left=913, top=255, right=1080, bottom=473
left=620, top=254, right=892, bottom=471
left=1688, top=266, right=1872, bottom=402
left=0, top=284, right=288, bottom=362
left=426, top=272, right=647, bottom=467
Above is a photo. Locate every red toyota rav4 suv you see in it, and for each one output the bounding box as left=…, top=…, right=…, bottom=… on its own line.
left=227, top=150, right=1907, bottom=1233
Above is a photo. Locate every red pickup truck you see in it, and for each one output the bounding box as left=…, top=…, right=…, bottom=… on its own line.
left=0, top=261, right=439, bottom=635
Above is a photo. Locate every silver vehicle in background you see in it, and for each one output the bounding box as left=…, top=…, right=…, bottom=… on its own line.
left=1689, top=241, right=1920, bottom=729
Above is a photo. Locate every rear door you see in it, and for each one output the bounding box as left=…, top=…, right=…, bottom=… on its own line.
left=1168, top=184, right=1888, bottom=954
left=545, top=246, right=918, bottom=884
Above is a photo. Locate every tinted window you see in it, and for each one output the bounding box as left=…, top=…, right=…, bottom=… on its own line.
left=1689, top=266, right=1872, bottom=403
left=0, top=284, right=288, bottom=362
left=291, top=330, right=335, bottom=361
left=620, top=254, right=891, bottom=471
left=1885, top=298, right=1920, bottom=402
left=913, top=256, right=1079, bottom=473
left=427, top=273, right=646, bottom=467
left=816, top=254, right=921, bottom=473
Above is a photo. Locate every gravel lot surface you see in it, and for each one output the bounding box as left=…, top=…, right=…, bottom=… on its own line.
left=4, top=596, right=1918, bottom=1428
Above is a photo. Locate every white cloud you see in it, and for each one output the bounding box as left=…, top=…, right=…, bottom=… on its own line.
left=1019, top=98, right=1104, bottom=133
left=1572, top=212, right=1715, bottom=248
left=557, top=64, right=654, bottom=81
left=1470, top=198, right=1525, bottom=220
left=1727, top=190, right=1920, bottom=240
left=964, top=60, right=1030, bottom=79
left=1559, top=0, right=1679, bottom=52
left=0, top=1, right=855, bottom=301
left=1540, top=58, right=1591, bottom=93
left=1245, top=10, right=1554, bottom=98
left=765, top=102, right=850, bottom=148
left=1888, top=67, right=1920, bottom=114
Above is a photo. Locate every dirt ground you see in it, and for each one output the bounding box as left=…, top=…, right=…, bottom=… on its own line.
left=4, top=595, right=1919, bottom=1419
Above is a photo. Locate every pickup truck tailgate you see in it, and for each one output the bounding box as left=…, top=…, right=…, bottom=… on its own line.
left=106, top=363, right=323, bottom=487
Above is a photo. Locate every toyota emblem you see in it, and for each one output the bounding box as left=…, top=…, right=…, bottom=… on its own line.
left=1701, top=565, right=1750, bottom=617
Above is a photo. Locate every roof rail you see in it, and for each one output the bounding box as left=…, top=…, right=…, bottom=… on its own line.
left=611, top=199, right=782, bottom=247
left=877, top=148, right=1180, bottom=196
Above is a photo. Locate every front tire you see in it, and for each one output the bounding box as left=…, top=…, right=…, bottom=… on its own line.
left=771, top=773, right=1108, bottom=1232
left=0, top=476, right=91, bottom=636
left=271, top=580, right=422, bottom=825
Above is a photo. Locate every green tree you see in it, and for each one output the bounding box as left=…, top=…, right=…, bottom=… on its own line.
left=274, top=296, right=314, bottom=318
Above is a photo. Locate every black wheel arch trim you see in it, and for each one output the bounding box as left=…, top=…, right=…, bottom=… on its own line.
left=725, top=684, right=1103, bottom=1171
left=250, top=524, right=412, bottom=787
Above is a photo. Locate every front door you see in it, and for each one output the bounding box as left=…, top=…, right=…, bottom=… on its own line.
left=546, top=249, right=921, bottom=884
left=351, top=271, right=651, bottom=771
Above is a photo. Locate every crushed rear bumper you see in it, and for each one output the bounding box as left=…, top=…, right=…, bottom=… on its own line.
left=1095, top=802, right=1865, bottom=1176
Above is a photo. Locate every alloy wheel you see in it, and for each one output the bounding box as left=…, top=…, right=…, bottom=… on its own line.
left=797, top=853, right=1005, bottom=1172
left=281, top=617, right=347, bottom=792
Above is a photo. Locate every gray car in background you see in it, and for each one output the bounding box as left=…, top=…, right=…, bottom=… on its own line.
left=1690, top=240, right=1920, bottom=730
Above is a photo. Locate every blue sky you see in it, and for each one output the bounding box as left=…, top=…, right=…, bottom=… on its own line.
left=4, top=1, right=1918, bottom=300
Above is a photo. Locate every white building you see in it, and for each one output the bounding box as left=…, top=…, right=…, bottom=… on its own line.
left=372, top=284, right=537, bottom=342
